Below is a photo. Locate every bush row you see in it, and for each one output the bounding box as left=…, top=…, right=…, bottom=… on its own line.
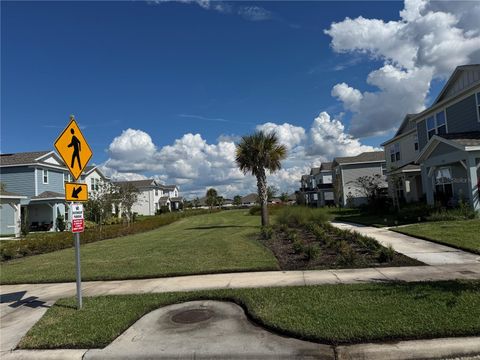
left=0, top=209, right=217, bottom=262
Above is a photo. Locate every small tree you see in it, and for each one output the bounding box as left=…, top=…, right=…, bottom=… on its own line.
left=267, top=186, right=278, bottom=201
left=348, top=174, right=386, bottom=209
left=193, top=197, right=200, bottom=208
left=116, top=183, right=139, bottom=224
left=279, top=192, right=289, bottom=203
left=233, top=195, right=242, bottom=207
left=21, top=207, right=29, bottom=237
left=206, top=188, right=218, bottom=209
left=216, top=196, right=224, bottom=208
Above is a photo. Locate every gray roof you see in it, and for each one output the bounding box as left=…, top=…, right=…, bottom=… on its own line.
left=31, top=191, right=64, bottom=200
left=310, top=167, right=321, bottom=176
left=159, top=184, right=177, bottom=191
left=114, top=179, right=156, bottom=188
left=440, top=132, right=480, bottom=147
left=0, top=151, right=52, bottom=166
left=388, top=162, right=421, bottom=174
left=320, top=162, right=332, bottom=171
left=334, top=151, right=385, bottom=165
left=241, top=193, right=258, bottom=203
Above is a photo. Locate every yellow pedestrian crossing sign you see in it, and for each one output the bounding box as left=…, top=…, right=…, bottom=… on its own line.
left=54, top=115, right=93, bottom=180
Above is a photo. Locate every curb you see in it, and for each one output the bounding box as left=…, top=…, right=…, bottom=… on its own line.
left=3, top=337, right=480, bottom=359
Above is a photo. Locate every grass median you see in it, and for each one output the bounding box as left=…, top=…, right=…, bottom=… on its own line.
left=18, top=280, right=480, bottom=349
left=0, top=210, right=278, bottom=284
left=393, top=219, right=480, bottom=254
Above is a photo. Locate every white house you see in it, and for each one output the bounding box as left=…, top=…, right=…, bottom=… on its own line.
left=114, top=179, right=182, bottom=215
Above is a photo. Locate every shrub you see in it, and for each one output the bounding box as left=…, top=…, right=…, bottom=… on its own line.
left=338, top=241, right=357, bottom=265
left=292, top=240, right=304, bottom=254
left=55, top=215, right=66, bottom=232
left=377, top=244, right=395, bottom=263
left=260, top=226, right=273, bottom=240
left=0, top=209, right=217, bottom=262
left=249, top=204, right=284, bottom=216
left=427, top=204, right=477, bottom=222
left=276, top=207, right=331, bottom=227
left=304, top=244, right=320, bottom=261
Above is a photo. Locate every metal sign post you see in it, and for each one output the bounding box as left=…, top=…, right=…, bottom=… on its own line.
left=55, top=115, right=91, bottom=310
left=73, top=208, right=83, bottom=309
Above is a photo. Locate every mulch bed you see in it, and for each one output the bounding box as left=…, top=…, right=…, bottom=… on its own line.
left=264, top=226, right=424, bottom=270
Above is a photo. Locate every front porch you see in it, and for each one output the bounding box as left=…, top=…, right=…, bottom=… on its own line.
left=28, top=191, right=68, bottom=231
left=387, top=163, right=423, bottom=205
left=418, top=134, right=480, bottom=212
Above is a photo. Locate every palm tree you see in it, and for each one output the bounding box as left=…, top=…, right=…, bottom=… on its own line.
left=235, top=131, right=287, bottom=226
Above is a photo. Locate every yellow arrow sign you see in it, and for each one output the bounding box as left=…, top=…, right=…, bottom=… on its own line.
left=65, top=183, right=89, bottom=202
left=54, top=116, right=93, bottom=180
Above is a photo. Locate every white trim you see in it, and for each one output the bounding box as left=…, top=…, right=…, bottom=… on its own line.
left=34, top=151, right=56, bottom=162
left=34, top=168, right=38, bottom=196
left=30, top=197, right=66, bottom=202
left=0, top=163, right=67, bottom=171
left=0, top=195, right=27, bottom=199
left=465, top=146, right=480, bottom=151
left=460, top=160, right=467, bottom=170
left=337, top=160, right=385, bottom=166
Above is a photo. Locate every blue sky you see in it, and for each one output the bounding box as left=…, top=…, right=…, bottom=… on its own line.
left=2, top=1, right=479, bottom=196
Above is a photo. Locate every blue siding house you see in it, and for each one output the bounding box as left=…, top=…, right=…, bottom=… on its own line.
left=384, top=64, right=480, bottom=212
left=0, top=151, right=71, bottom=235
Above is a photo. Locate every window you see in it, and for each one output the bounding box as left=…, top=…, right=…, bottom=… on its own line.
left=390, top=143, right=400, bottom=162
left=427, top=110, right=447, bottom=140
left=43, top=170, right=48, bottom=184
left=414, top=134, right=419, bottom=151
left=155, top=189, right=158, bottom=196
left=91, top=178, right=95, bottom=191
left=434, top=167, right=453, bottom=205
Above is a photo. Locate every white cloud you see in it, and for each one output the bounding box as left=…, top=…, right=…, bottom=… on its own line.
left=237, top=6, right=273, bottom=22
left=255, top=122, right=306, bottom=150
left=324, top=0, right=480, bottom=137
left=102, top=112, right=377, bottom=198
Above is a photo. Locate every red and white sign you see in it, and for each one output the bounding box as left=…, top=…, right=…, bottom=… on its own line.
left=72, top=218, right=84, bottom=233
left=71, top=204, right=84, bottom=233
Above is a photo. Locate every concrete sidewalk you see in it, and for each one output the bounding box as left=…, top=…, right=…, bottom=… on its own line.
left=331, top=221, right=480, bottom=265
left=2, top=263, right=480, bottom=353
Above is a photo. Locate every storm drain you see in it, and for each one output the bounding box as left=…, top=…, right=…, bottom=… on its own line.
left=171, top=309, right=214, bottom=324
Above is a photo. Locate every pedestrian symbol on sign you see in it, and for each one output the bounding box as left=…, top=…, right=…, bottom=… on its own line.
left=68, top=128, right=82, bottom=170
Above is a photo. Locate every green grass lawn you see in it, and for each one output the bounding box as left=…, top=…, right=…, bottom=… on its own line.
left=0, top=210, right=278, bottom=284
left=393, top=219, right=480, bottom=254
left=19, top=281, right=480, bottom=349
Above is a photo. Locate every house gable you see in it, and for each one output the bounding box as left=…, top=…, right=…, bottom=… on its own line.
left=39, top=154, right=64, bottom=166
left=434, top=65, right=480, bottom=104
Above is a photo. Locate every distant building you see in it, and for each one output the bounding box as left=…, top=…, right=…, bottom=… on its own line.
left=114, top=179, right=182, bottom=215
left=299, top=162, right=334, bottom=207
left=332, top=151, right=387, bottom=207
left=241, top=193, right=258, bottom=206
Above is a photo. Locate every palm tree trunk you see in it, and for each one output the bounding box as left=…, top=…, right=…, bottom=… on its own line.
left=256, top=170, right=269, bottom=226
